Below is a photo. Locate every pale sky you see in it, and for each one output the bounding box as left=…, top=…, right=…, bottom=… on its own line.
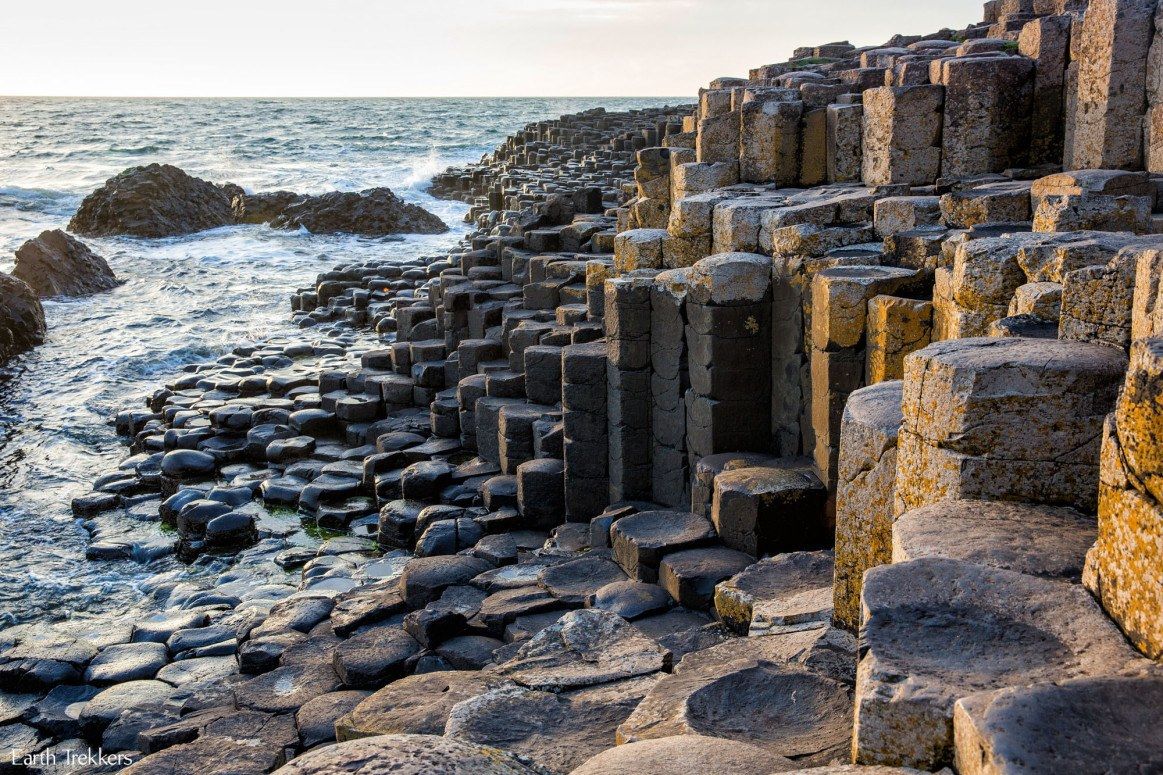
left=2, top=0, right=984, bottom=97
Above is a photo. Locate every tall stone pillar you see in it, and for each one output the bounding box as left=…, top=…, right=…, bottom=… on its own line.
left=1084, top=338, right=1163, bottom=660
left=650, top=268, right=692, bottom=507
left=1065, top=0, right=1157, bottom=170
left=605, top=272, right=657, bottom=503
left=861, top=85, right=945, bottom=186
left=935, top=55, right=1034, bottom=177
left=684, top=254, right=773, bottom=474
left=562, top=342, right=609, bottom=520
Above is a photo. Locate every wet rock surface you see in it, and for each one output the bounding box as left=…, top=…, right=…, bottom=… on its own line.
left=0, top=272, right=46, bottom=363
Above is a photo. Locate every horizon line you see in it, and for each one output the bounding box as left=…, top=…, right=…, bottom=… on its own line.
left=0, top=94, right=696, bottom=101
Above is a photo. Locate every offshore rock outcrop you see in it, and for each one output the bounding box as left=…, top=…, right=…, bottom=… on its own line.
left=9, top=2, right=1163, bottom=773
left=13, top=229, right=120, bottom=297
left=69, top=163, right=237, bottom=238
left=69, top=164, right=447, bottom=239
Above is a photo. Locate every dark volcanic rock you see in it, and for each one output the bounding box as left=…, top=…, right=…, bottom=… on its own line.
left=0, top=272, right=46, bottom=363
left=231, top=190, right=301, bottom=224
left=269, top=188, right=449, bottom=236
left=13, top=229, right=120, bottom=297
left=68, top=164, right=235, bottom=238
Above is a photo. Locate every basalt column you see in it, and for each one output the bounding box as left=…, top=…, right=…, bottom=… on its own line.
left=605, top=272, right=658, bottom=503
left=562, top=341, right=610, bottom=520
left=1084, top=337, right=1163, bottom=660
left=650, top=268, right=693, bottom=507
left=684, top=253, right=773, bottom=475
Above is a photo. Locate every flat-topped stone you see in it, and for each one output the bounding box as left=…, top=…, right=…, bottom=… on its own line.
left=893, top=499, right=1096, bottom=580
left=610, top=510, right=716, bottom=582
left=712, top=467, right=829, bottom=557
left=854, top=558, right=1148, bottom=769
left=896, top=337, right=1127, bottom=514
left=658, top=547, right=754, bottom=610
left=336, top=671, right=497, bottom=740
left=687, top=253, right=772, bottom=306
left=715, top=551, right=834, bottom=635
left=952, top=675, right=1163, bottom=774
left=494, top=609, right=670, bottom=691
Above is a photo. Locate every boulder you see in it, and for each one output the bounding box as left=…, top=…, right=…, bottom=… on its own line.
left=231, top=190, right=301, bottom=224
left=13, top=229, right=119, bottom=297
left=275, top=734, right=543, bottom=774
left=270, top=188, right=448, bottom=236
left=69, top=164, right=236, bottom=237
left=0, top=272, right=46, bottom=363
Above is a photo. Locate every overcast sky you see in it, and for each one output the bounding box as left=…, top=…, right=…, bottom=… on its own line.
left=2, top=0, right=984, bottom=97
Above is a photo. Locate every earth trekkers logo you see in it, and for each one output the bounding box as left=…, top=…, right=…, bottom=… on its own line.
left=13, top=747, right=136, bottom=769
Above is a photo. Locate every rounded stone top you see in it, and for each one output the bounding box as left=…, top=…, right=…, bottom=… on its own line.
left=816, top=265, right=918, bottom=285
left=653, top=267, right=694, bottom=300
left=892, top=499, right=1096, bottom=580
left=570, top=734, right=795, bottom=775
left=842, top=380, right=903, bottom=433
left=614, top=510, right=717, bottom=549
left=276, top=733, right=542, bottom=774
left=688, top=253, right=772, bottom=306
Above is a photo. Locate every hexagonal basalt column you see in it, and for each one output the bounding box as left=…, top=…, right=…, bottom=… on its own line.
left=895, top=337, right=1127, bottom=515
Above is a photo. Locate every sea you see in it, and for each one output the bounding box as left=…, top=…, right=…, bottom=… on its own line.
left=0, top=97, right=683, bottom=630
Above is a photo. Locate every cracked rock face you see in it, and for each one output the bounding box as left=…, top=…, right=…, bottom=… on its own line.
left=895, top=337, right=1127, bottom=514
left=495, top=609, right=670, bottom=691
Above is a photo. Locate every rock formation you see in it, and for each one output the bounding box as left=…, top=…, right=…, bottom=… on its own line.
left=69, top=164, right=447, bottom=239
left=268, top=189, right=449, bottom=236
left=13, top=229, right=120, bottom=297
left=10, top=1, right=1163, bottom=772
left=69, top=163, right=237, bottom=238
